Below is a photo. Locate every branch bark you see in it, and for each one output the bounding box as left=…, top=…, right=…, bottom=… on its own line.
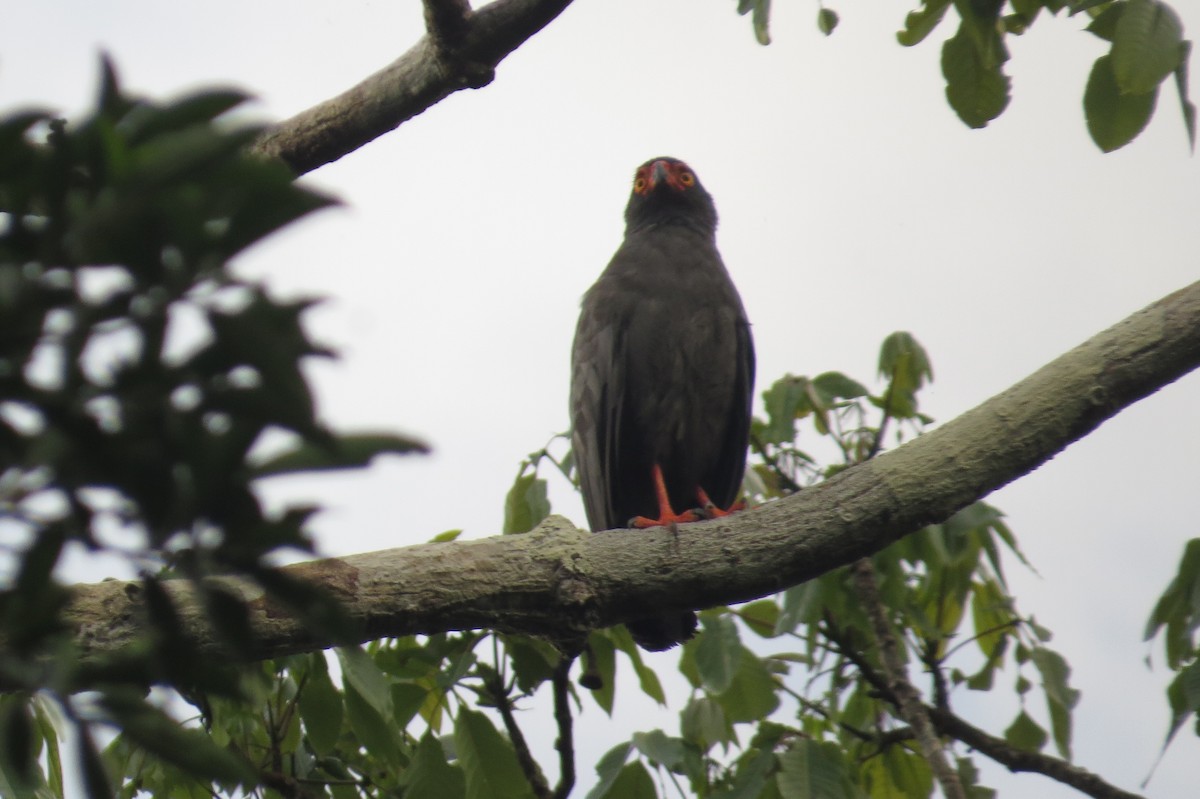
left=251, top=0, right=575, bottom=175
left=59, top=279, right=1200, bottom=664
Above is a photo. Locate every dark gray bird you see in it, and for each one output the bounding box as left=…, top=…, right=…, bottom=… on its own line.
left=570, top=157, right=755, bottom=651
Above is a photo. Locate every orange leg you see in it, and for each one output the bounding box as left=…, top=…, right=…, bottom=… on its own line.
left=696, top=488, right=746, bottom=519
left=629, top=464, right=701, bottom=528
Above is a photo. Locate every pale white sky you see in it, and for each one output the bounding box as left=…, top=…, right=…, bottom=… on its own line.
left=5, top=1, right=1200, bottom=797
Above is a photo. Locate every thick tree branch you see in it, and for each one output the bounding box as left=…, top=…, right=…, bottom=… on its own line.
left=251, top=0, right=574, bottom=175
left=59, top=280, right=1200, bottom=665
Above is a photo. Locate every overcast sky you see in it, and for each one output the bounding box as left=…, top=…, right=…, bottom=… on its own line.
left=5, top=1, right=1200, bottom=797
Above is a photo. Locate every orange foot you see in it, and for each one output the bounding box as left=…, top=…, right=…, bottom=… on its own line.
left=696, top=488, right=746, bottom=519
left=628, top=464, right=702, bottom=528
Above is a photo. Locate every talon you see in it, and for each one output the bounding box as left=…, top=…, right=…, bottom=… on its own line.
left=696, top=488, right=745, bottom=519
left=629, top=464, right=702, bottom=528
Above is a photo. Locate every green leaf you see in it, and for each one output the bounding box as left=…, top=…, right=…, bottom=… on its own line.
left=586, top=742, right=633, bottom=799
left=739, top=599, right=782, bottom=638
left=32, top=697, right=63, bottom=798
left=0, top=698, right=36, bottom=795
left=453, top=708, right=537, bottom=799
left=585, top=631, right=617, bottom=713
left=1086, top=2, right=1124, bottom=42
left=76, top=724, right=114, bottom=799
left=776, top=581, right=823, bottom=634
left=631, top=730, right=685, bottom=769
left=941, top=22, right=1012, bottom=128
left=1174, top=41, right=1197, bottom=150
left=694, top=614, right=742, bottom=694
left=760, top=375, right=812, bottom=445
left=712, top=748, right=776, bottom=799
left=503, top=472, right=550, bottom=534
left=817, top=8, right=839, bottom=36
left=897, top=0, right=951, bottom=46
left=407, top=732, right=466, bottom=799
left=1112, top=0, right=1184, bottom=95
left=775, top=739, right=855, bottom=799
left=599, top=762, right=658, bottom=799
left=1085, top=53, right=1158, bottom=151
left=811, top=371, right=868, bottom=403
left=1145, top=538, right=1200, bottom=667
left=298, top=653, right=343, bottom=756
left=251, top=431, right=428, bottom=478
left=681, top=696, right=730, bottom=750
left=716, top=648, right=781, bottom=723
left=1030, top=647, right=1079, bottom=759
left=1004, top=711, right=1048, bottom=752
left=610, top=626, right=668, bottom=704
left=431, top=529, right=464, bottom=543
left=343, top=682, right=404, bottom=768
left=100, top=689, right=254, bottom=787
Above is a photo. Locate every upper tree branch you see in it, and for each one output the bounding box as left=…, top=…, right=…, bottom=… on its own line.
left=252, top=0, right=574, bottom=175
left=57, top=280, right=1200, bottom=665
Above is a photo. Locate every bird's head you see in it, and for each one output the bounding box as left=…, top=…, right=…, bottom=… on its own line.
left=624, top=157, right=718, bottom=234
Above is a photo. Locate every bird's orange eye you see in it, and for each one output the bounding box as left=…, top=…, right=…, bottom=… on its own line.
left=634, top=176, right=648, bottom=193
left=679, top=171, right=695, bottom=187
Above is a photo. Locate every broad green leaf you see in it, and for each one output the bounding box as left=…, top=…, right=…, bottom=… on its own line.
left=392, top=683, right=430, bottom=729
left=407, top=732, right=466, bottom=799
left=739, top=599, right=782, bottom=638
left=586, top=742, right=632, bottom=799
left=711, top=748, right=775, bottom=799
left=942, top=23, right=1012, bottom=128
left=504, top=635, right=560, bottom=693
left=775, top=739, right=855, bottom=799
left=298, top=653, right=343, bottom=756
left=760, top=375, right=812, bottom=445
left=453, top=708, right=537, bottom=799
left=716, top=648, right=781, bottom=723
left=631, top=730, right=685, bottom=769
left=1112, top=0, right=1184, bottom=95
left=431, top=529, right=463, bottom=542
left=811, top=371, right=868, bottom=403
left=694, top=614, right=742, bottom=694
left=1004, top=711, right=1048, bottom=752
left=871, top=744, right=933, bottom=798
left=599, top=762, right=658, bottom=799
left=681, top=696, right=730, bottom=750
left=337, top=648, right=394, bottom=720
left=503, top=472, right=550, bottom=534
left=1085, top=54, right=1158, bottom=151
left=776, top=581, right=823, bottom=634
left=1086, top=2, right=1124, bottom=42
left=897, top=0, right=951, bottom=46
left=343, top=683, right=404, bottom=767
left=251, top=432, right=428, bottom=478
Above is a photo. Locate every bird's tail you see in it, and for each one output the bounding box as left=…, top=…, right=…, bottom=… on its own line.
left=627, top=612, right=698, bottom=652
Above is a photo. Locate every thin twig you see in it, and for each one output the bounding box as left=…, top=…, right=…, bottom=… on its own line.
left=551, top=657, right=575, bottom=799
left=492, top=675, right=550, bottom=798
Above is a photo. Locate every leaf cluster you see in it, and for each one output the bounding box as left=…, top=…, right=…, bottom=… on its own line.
left=0, top=59, right=422, bottom=797
left=738, top=0, right=1195, bottom=151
